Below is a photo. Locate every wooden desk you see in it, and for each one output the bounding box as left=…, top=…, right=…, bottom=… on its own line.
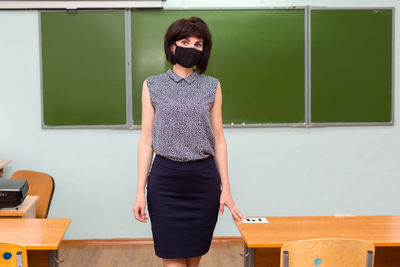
left=0, top=218, right=71, bottom=267
left=0, top=160, right=11, bottom=177
left=0, top=195, right=39, bottom=218
left=234, top=215, right=400, bottom=267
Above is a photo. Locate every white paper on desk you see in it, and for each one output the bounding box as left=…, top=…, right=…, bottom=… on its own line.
left=242, top=217, right=269, bottom=223
left=334, top=213, right=356, bottom=217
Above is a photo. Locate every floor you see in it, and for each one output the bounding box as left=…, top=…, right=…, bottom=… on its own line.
left=58, top=240, right=245, bottom=267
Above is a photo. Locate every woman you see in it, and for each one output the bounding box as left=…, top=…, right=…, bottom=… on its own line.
left=133, top=16, right=246, bottom=267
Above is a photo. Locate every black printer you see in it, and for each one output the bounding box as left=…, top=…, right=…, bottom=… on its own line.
left=0, top=179, right=29, bottom=208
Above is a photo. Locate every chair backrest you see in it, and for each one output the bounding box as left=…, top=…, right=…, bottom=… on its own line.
left=280, top=238, right=375, bottom=267
left=0, top=242, right=28, bottom=267
left=10, top=170, right=55, bottom=218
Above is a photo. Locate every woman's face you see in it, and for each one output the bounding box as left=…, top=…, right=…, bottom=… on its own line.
left=171, top=36, right=204, bottom=54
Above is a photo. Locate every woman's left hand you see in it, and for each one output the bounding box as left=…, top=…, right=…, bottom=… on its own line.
left=219, top=189, right=246, bottom=221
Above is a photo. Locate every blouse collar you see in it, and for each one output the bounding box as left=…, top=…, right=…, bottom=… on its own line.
left=167, top=68, right=198, bottom=84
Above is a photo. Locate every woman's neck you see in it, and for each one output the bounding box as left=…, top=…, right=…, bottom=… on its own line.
left=172, top=65, right=194, bottom=78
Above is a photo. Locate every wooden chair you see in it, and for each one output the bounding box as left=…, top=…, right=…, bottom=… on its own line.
left=10, top=170, right=55, bottom=218
left=280, top=238, right=375, bottom=267
left=0, top=242, right=28, bottom=266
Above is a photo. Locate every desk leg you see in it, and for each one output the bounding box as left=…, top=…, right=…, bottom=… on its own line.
left=243, top=242, right=255, bottom=267
left=48, top=250, right=60, bottom=267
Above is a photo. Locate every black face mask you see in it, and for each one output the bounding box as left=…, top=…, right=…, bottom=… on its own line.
left=173, top=42, right=203, bottom=68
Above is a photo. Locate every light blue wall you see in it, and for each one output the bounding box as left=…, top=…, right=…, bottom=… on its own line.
left=0, top=0, right=399, bottom=239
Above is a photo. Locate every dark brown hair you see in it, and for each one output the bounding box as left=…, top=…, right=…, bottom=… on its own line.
left=164, top=17, right=212, bottom=74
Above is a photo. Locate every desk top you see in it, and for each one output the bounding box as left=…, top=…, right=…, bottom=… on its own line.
left=0, top=218, right=71, bottom=250
left=234, top=215, right=400, bottom=248
left=0, top=195, right=39, bottom=217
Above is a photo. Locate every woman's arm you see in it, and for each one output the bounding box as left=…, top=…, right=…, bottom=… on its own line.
left=133, top=80, right=155, bottom=222
left=210, top=81, right=246, bottom=221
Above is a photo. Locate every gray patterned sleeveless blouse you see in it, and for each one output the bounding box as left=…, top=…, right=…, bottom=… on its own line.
left=145, top=67, right=219, bottom=162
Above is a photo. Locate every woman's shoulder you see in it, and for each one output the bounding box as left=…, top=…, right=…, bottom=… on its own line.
left=198, top=72, right=218, bottom=81
left=198, top=72, right=219, bottom=91
left=144, top=72, right=170, bottom=93
left=145, top=72, right=167, bottom=83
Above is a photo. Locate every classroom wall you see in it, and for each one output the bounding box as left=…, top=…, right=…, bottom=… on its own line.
left=0, top=0, right=399, bottom=239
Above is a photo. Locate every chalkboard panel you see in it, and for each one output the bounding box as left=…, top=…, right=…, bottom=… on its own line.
left=131, top=9, right=305, bottom=125
left=311, top=9, right=392, bottom=123
left=41, top=11, right=127, bottom=126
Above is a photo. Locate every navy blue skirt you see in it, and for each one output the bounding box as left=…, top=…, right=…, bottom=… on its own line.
left=146, top=154, right=221, bottom=259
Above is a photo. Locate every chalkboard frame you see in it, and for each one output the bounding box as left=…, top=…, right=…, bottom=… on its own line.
left=38, top=6, right=394, bottom=129
left=307, top=7, right=394, bottom=127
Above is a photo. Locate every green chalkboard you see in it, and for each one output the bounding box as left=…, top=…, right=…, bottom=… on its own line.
left=41, top=11, right=127, bottom=126
left=40, top=8, right=393, bottom=127
left=311, top=9, right=393, bottom=123
left=131, top=9, right=305, bottom=125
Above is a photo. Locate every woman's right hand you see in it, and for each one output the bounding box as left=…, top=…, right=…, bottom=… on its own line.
left=133, top=193, right=148, bottom=223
